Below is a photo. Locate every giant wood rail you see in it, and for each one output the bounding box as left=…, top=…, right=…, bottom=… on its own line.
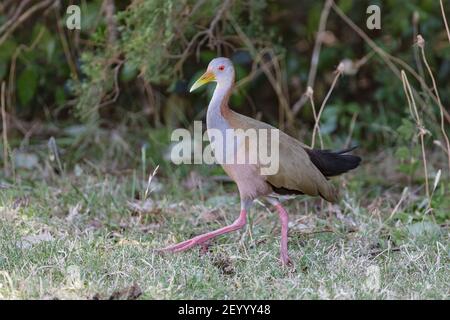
left=159, top=57, right=361, bottom=266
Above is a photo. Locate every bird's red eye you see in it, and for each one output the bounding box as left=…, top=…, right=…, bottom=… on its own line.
left=218, top=65, right=225, bottom=71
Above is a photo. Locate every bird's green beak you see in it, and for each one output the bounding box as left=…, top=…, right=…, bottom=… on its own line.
left=190, top=71, right=216, bottom=92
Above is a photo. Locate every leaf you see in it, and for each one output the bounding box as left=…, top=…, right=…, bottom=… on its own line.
left=0, top=62, right=6, bottom=81
left=340, top=0, right=354, bottom=13
left=0, top=39, right=16, bottom=60
left=54, top=87, right=66, bottom=105
left=394, top=146, right=410, bottom=160
left=319, top=106, right=338, bottom=134
left=17, top=68, right=38, bottom=106
left=46, top=39, right=56, bottom=62
left=397, top=119, right=415, bottom=140
left=120, top=61, right=138, bottom=82
left=432, top=169, right=441, bottom=193
left=81, top=2, right=103, bottom=30
left=200, top=51, right=217, bottom=63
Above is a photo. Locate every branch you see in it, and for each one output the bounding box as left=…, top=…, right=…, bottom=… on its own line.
left=0, top=0, right=53, bottom=46
left=229, top=16, right=294, bottom=126
left=291, top=0, right=333, bottom=116
left=311, top=63, right=344, bottom=148
left=173, top=0, right=232, bottom=74
left=1, top=82, right=9, bottom=176
left=104, top=0, right=118, bottom=46
left=417, top=35, right=450, bottom=176
left=0, top=0, right=32, bottom=36
left=331, top=0, right=450, bottom=124
left=440, top=0, right=450, bottom=43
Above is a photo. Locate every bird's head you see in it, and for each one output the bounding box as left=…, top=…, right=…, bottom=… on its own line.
left=190, top=57, right=234, bottom=92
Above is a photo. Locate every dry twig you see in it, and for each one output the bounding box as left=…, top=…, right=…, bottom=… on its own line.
left=292, top=0, right=333, bottom=116
left=311, top=63, right=344, bottom=148
left=0, top=0, right=53, bottom=46
left=1, top=82, right=9, bottom=176
left=440, top=0, right=450, bottom=43
left=331, top=0, right=450, bottom=124
left=401, top=71, right=431, bottom=205
left=229, top=16, right=293, bottom=127
left=104, top=0, right=118, bottom=46
left=416, top=35, right=450, bottom=177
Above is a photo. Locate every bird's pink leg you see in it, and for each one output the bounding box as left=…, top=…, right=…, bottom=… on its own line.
left=274, top=203, right=291, bottom=266
left=158, top=208, right=247, bottom=253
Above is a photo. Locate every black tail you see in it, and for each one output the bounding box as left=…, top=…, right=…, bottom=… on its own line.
left=305, top=146, right=361, bottom=177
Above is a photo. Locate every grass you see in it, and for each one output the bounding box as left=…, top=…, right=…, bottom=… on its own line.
left=0, top=132, right=448, bottom=300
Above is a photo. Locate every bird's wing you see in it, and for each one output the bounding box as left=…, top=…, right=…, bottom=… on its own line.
left=223, top=109, right=338, bottom=202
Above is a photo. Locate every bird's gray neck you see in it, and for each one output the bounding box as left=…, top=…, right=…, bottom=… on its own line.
left=206, top=82, right=232, bottom=132
left=206, top=81, right=235, bottom=164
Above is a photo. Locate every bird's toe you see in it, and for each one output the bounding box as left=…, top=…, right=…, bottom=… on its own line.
left=280, top=254, right=293, bottom=268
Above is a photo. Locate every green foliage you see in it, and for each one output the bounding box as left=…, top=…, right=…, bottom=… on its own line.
left=0, top=0, right=448, bottom=143
left=0, top=0, right=448, bottom=182
left=74, top=51, right=115, bottom=122
left=115, top=0, right=269, bottom=84
left=71, top=0, right=274, bottom=122
left=17, top=68, right=38, bottom=106
left=394, top=119, right=420, bottom=177
left=117, top=0, right=182, bottom=84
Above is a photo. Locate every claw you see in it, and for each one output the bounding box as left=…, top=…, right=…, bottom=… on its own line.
left=280, top=254, right=292, bottom=267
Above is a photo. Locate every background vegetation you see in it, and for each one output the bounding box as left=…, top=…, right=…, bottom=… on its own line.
left=0, top=0, right=449, bottom=299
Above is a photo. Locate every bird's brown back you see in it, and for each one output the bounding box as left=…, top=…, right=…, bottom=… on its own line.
left=222, top=108, right=338, bottom=202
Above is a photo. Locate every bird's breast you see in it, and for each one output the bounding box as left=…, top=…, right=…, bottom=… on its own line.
left=206, top=110, right=240, bottom=165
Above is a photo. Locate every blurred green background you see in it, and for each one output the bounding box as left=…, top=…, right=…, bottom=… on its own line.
left=0, top=0, right=449, bottom=182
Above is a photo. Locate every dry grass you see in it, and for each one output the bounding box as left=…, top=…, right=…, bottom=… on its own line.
left=0, top=147, right=448, bottom=299
left=401, top=71, right=431, bottom=205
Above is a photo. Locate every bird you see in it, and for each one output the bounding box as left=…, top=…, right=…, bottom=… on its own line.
left=159, top=57, right=361, bottom=266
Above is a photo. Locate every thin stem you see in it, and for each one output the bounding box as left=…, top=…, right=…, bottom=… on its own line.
left=1, top=82, right=9, bottom=176
left=292, top=0, right=333, bottom=116
left=419, top=134, right=430, bottom=201
left=307, top=91, right=323, bottom=149
left=311, top=67, right=343, bottom=149
left=331, top=0, right=450, bottom=124
left=440, top=0, right=450, bottom=43
left=401, top=71, right=430, bottom=205
left=0, top=0, right=52, bottom=46
left=418, top=38, right=450, bottom=176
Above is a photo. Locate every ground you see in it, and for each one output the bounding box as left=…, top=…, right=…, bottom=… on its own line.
left=0, top=135, right=448, bottom=300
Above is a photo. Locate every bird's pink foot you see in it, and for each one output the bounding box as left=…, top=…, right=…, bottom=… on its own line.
left=157, top=232, right=219, bottom=253
left=157, top=236, right=202, bottom=253
left=157, top=210, right=247, bottom=253
left=275, top=203, right=293, bottom=267
left=280, top=251, right=292, bottom=267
